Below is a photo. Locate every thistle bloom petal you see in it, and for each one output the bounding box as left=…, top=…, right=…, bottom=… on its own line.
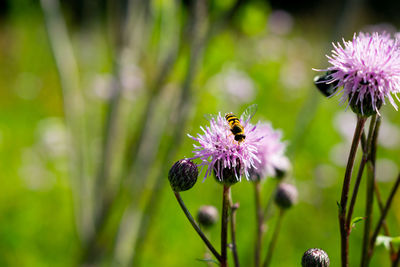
left=317, top=32, right=400, bottom=115
left=188, top=114, right=263, bottom=182
left=250, top=123, right=290, bottom=180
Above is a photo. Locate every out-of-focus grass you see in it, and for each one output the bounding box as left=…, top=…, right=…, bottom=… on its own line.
left=1, top=1, right=400, bottom=267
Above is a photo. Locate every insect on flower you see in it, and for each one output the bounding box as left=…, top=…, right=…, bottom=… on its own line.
left=189, top=104, right=263, bottom=182
left=206, top=104, right=258, bottom=144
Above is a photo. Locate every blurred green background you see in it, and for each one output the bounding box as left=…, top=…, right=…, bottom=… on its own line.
left=1, top=0, right=400, bottom=266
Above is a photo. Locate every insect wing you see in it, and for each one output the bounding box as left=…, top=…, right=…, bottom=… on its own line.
left=240, top=104, right=258, bottom=124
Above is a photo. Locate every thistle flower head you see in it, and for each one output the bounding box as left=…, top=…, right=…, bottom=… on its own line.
left=317, top=32, right=400, bottom=116
left=249, top=123, right=290, bottom=181
left=188, top=113, right=263, bottom=183
left=301, top=248, right=330, bottom=267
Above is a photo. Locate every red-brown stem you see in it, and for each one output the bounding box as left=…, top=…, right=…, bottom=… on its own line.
left=339, top=116, right=366, bottom=267
left=174, top=192, right=222, bottom=262
left=221, top=185, right=231, bottom=267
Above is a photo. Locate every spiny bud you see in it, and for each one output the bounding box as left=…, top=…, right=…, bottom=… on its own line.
left=197, top=205, right=218, bottom=228
left=301, top=248, right=330, bottom=267
left=213, top=159, right=240, bottom=186
left=168, top=159, right=198, bottom=192
left=274, top=183, right=298, bottom=209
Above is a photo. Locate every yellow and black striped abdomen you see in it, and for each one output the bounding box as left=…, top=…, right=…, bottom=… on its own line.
left=225, top=113, right=246, bottom=142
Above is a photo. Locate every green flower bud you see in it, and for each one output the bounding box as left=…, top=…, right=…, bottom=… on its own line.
left=168, top=159, right=198, bottom=192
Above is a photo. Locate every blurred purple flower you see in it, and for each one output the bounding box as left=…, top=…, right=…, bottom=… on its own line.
left=188, top=114, right=263, bottom=182
left=250, top=123, right=290, bottom=180
left=317, top=32, right=400, bottom=115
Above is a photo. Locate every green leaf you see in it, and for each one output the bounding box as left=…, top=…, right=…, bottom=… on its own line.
left=376, top=235, right=400, bottom=250
left=350, top=217, right=365, bottom=229
left=196, top=258, right=219, bottom=265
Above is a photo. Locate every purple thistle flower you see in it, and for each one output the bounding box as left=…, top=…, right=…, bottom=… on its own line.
left=317, top=32, right=400, bottom=115
left=188, top=113, right=264, bottom=182
left=250, top=123, right=290, bottom=180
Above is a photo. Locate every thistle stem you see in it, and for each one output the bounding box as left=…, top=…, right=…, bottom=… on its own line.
left=262, top=179, right=280, bottom=222
left=221, top=185, right=231, bottom=267
left=339, top=116, right=366, bottom=267
left=229, top=194, right=240, bottom=267
left=262, top=209, right=285, bottom=267
left=347, top=116, right=377, bottom=231
left=254, top=181, right=263, bottom=267
left=361, top=114, right=378, bottom=267
left=393, top=249, right=400, bottom=267
left=374, top=181, right=396, bottom=261
left=368, top=173, right=400, bottom=263
left=174, top=192, right=222, bottom=262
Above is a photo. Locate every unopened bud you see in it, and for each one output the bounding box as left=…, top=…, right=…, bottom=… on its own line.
left=213, top=159, right=240, bottom=186
left=168, top=159, right=198, bottom=192
left=197, top=205, right=218, bottom=228
left=301, top=248, right=330, bottom=267
left=274, top=183, right=298, bottom=209
left=349, top=91, right=382, bottom=117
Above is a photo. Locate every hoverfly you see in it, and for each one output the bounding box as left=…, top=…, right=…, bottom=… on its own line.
left=313, top=70, right=339, bottom=97
left=205, top=104, right=258, bottom=143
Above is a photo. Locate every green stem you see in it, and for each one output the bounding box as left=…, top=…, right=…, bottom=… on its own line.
left=254, top=181, right=263, bottom=267
left=262, top=209, right=285, bottom=267
left=368, top=173, right=400, bottom=262
left=221, top=185, right=231, bottom=267
left=347, top=116, right=377, bottom=231
left=361, top=115, right=378, bottom=267
left=174, top=192, right=222, bottom=262
left=339, top=116, right=366, bottom=267
left=374, top=181, right=396, bottom=261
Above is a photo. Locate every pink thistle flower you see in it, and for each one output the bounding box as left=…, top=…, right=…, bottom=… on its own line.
left=188, top=114, right=263, bottom=182
left=250, top=123, right=290, bottom=180
left=316, top=32, right=400, bottom=116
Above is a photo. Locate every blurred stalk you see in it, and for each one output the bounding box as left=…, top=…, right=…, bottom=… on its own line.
left=374, top=181, right=396, bottom=261
left=339, top=116, right=366, bottom=267
left=254, top=181, right=263, bottom=267
left=230, top=193, right=240, bottom=267
left=262, top=209, right=285, bottom=267
left=130, top=1, right=209, bottom=265
left=40, top=0, right=88, bottom=239
left=81, top=0, right=153, bottom=264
